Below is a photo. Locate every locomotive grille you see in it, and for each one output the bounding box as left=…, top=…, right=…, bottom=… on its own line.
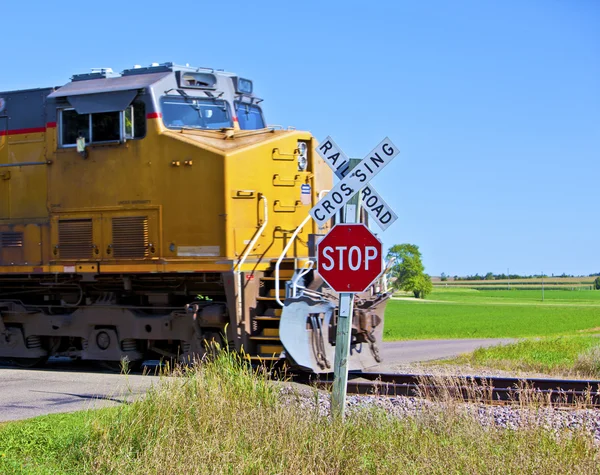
left=112, top=216, right=149, bottom=258
left=58, top=219, right=93, bottom=259
left=0, top=232, right=24, bottom=248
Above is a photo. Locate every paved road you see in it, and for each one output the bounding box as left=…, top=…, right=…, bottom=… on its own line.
left=0, top=364, right=159, bottom=422
left=0, top=338, right=512, bottom=422
left=376, top=338, right=514, bottom=372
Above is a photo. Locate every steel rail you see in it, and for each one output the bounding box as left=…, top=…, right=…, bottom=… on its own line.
left=292, top=372, right=600, bottom=406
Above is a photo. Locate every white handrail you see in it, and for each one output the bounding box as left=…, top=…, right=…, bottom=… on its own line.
left=235, top=195, right=268, bottom=322
left=275, top=214, right=311, bottom=307
left=274, top=189, right=331, bottom=307
left=318, top=189, right=330, bottom=200
left=291, top=259, right=315, bottom=297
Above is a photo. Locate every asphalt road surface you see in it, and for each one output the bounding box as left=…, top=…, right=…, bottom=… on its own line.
left=0, top=338, right=512, bottom=422
left=375, top=338, right=514, bottom=372
left=0, top=363, right=160, bottom=422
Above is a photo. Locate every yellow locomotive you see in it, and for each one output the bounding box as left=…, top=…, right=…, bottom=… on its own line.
left=0, top=63, right=388, bottom=372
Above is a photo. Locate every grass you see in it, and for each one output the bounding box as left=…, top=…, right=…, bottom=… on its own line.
left=384, top=288, right=600, bottom=341
left=1, top=352, right=599, bottom=474
left=0, top=411, right=94, bottom=474
left=446, top=336, right=600, bottom=378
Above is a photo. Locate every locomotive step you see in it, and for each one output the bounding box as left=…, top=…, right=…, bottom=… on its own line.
left=254, top=316, right=281, bottom=321
left=249, top=335, right=281, bottom=341
left=262, top=328, right=279, bottom=337
left=248, top=356, right=280, bottom=362
left=258, top=344, right=284, bottom=354
left=268, top=289, right=286, bottom=297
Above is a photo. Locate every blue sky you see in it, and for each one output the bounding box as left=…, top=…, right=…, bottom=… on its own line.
left=2, top=1, right=598, bottom=276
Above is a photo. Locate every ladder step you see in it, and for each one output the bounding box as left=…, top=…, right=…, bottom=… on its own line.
left=254, top=316, right=281, bottom=321
left=260, top=277, right=289, bottom=281
left=256, top=296, right=280, bottom=301
left=258, top=344, right=284, bottom=354
left=249, top=335, right=281, bottom=341
left=262, top=328, right=279, bottom=337
left=268, top=289, right=286, bottom=297
left=247, top=356, right=280, bottom=362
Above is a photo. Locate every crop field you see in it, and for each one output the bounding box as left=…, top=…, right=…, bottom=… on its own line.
left=434, top=276, right=596, bottom=291
left=383, top=288, right=600, bottom=341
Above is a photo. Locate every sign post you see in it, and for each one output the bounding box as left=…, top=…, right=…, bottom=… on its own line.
left=311, top=136, right=397, bottom=419
left=331, top=158, right=360, bottom=418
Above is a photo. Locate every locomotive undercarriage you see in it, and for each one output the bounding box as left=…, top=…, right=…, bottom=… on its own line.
left=0, top=273, right=231, bottom=367
left=0, top=266, right=390, bottom=372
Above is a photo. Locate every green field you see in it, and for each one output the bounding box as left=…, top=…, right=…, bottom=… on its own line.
left=384, top=289, right=600, bottom=341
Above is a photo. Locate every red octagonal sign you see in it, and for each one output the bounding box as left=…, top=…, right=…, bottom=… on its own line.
left=317, top=223, right=383, bottom=293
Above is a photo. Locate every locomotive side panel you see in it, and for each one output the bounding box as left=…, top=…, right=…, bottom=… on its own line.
left=0, top=89, right=51, bottom=221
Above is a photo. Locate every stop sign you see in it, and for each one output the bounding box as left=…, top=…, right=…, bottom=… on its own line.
left=317, top=224, right=383, bottom=293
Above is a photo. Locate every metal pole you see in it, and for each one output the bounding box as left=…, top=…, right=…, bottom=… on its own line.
left=331, top=158, right=361, bottom=419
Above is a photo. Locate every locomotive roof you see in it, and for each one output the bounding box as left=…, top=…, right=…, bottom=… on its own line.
left=49, top=63, right=236, bottom=99
left=48, top=72, right=170, bottom=98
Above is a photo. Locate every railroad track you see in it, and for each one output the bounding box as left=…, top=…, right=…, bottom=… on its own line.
left=293, top=372, right=600, bottom=406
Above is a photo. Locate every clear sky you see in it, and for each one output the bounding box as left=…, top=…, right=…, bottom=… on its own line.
left=2, top=1, right=598, bottom=277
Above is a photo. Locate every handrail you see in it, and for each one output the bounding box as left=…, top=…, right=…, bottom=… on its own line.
left=0, top=161, right=51, bottom=168
left=275, top=214, right=311, bottom=307
left=291, top=259, right=315, bottom=297
left=274, top=189, right=331, bottom=307
left=234, top=195, right=268, bottom=322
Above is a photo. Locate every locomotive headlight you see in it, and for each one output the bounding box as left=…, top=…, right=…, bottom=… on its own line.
left=297, top=141, right=308, bottom=172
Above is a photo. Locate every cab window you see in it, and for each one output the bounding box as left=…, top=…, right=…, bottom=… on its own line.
left=235, top=102, right=265, bottom=130
left=160, top=96, right=232, bottom=130
left=59, top=101, right=146, bottom=147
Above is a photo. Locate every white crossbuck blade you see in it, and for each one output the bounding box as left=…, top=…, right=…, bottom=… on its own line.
left=311, top=136, right=399, bottom=229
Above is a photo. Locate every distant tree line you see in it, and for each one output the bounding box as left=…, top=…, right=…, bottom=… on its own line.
left=444, top=272, right=600, bottom=281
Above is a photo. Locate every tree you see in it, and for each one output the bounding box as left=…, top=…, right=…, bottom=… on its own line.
left=595, top=277, right=600, bottom=290
left=386, top=244, right=433, bottom=298
left=485, top=272, right=494, bottom=281
left=440, top=272, right=448, bottom=282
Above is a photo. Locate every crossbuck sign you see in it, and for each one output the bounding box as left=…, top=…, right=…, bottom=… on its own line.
left=310, top=137, right=399, bottom=230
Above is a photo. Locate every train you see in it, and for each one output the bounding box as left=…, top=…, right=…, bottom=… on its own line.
left=0, top=62, right=390, bottom=372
